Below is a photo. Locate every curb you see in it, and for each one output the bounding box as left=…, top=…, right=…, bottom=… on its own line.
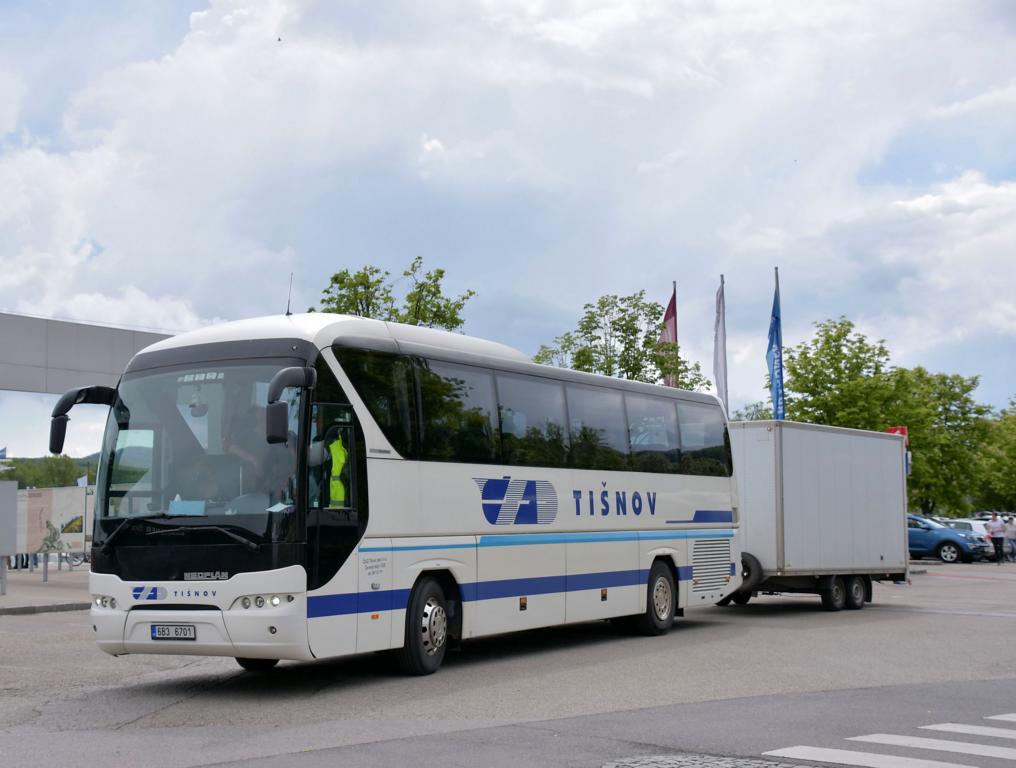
left=0, top=602, right=91, bottom=616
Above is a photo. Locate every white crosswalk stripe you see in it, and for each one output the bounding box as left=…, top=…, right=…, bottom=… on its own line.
left=763, top=746, right=975, bottom=768
left=849, top=733, right=1016, bottom=760
left=922, top=723, right=1016, bottom=740
left=763, top=713, right=1016, bottom=767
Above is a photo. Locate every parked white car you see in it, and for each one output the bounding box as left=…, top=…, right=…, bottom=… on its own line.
left=946, top=519, right=1012, bottom=560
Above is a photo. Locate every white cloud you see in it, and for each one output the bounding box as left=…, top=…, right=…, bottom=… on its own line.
left=0, top=0, right=1014, bottom=420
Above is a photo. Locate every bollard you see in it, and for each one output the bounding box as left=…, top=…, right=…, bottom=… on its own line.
left=58, top=552, right=63, bottom=571
left=42, top=553, right=48, bottom=583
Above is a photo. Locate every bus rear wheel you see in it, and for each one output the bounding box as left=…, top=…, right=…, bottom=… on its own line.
left=235, top=657, right=278, bottom=671
left=633, top=561, right=676, bottom=636
left=397, top=577, right=448, bottom=676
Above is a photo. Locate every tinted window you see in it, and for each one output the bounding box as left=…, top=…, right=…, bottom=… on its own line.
left=333, top=348, right=416, bottom=458
left=496, top=373, right=569, bottom=467
left=567, top=385, right=628, bottom=470
left=418, top=360, right=500, bottom=464
left=626, top=394, right=680, bottom=473
left=677, top=401, right=732, bottom=476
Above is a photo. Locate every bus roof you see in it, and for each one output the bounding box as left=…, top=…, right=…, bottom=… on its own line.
left=134, top=313, right=721, bottom=407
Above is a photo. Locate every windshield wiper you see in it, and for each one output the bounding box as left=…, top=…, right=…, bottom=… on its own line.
left=146, top=525, right=261, bottom=551
left=100, top=514, right=171, bottom=554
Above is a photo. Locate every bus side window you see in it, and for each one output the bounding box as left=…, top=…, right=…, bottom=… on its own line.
left=308, top=404, right=354, bottom=510
left=625, top=394, right=680, bottom=474
left=418, top=360, right=500, bottom=464
left=496, top=373, right=569, bottom=468
left=566, top=385, right=629, bottom=470
left=676, top=401, right=732, bottom=477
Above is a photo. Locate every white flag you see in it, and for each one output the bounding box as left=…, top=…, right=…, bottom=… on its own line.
left=713, top=275, right=728, bottom=415
left=76, top=475, right=88, bottom=487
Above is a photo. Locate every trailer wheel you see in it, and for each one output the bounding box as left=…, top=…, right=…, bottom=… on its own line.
left=633, top=561, right=676, bottom=636
left=396, top=577, right=448, bottom=675
left=740, top=552, right=763, bottom=592
left=820, top=576, right=847, bottom=611
left=731, top=591, right=751, bottom=606
left=844, top=576, right=865, bottom=610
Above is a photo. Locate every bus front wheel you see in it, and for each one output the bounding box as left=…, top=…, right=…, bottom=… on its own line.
left=397, top=577, right=449, bottom=675
left=633, top=561, right=676, bottom=636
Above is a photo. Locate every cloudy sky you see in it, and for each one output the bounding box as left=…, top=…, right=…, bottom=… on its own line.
left=2, top=0, right=1015, bottom=456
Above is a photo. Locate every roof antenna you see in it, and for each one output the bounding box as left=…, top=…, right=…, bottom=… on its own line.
left=285, top=272, right=294, bottom=317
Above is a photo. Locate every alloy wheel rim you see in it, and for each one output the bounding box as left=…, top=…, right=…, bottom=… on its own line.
left=652, top=577, right=672, bottom=621
left=420, top=597, right=447, bottom=656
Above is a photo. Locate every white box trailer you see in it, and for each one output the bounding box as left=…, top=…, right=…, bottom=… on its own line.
left=726, top=420, right=908, bottom=611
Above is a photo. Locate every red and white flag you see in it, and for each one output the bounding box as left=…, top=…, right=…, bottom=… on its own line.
left=659, top=284, right=678, bottom=387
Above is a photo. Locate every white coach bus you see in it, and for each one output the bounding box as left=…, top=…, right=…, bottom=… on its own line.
left=51, top=314, right=740, bottom=674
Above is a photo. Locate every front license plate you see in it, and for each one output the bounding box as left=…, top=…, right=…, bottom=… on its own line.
left=151, top=624, right=196, bottom=641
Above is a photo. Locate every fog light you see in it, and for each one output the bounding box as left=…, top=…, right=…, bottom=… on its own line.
left=270, top=595, right=281, bottom=607
left=94, top=597, right=102, bottom=607
left=110, top=598, right=117, bottom=609
left=241, top=597, right=251, bottom=609
left=100, top=596, right=109, bottom=608
left=255, top=596, right=265, bottom=608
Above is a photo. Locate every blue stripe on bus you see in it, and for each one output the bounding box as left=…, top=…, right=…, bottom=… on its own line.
left=357, top=529, right=733, bottom=555
left=306, top=563, right=731, bottom=618
left=665, top=510, right=734, bottom=524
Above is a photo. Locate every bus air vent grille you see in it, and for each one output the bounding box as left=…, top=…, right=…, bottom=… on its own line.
left=691, top=539, right=731, bottom=592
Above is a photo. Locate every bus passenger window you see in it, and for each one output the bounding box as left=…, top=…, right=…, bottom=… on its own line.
left=676, top=401, right=732, bottom=477
left=418, top=360, right=500, bottom=464
left=625, top=394, right=680, bottom=474
left=496, top=374, right=569, bottom=467
left=333, top=348, right=416, bottom=459
left=566, top=385, right=629, bottom=470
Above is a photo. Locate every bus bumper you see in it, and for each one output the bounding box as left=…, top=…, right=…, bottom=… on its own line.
left=89, top=567, right=315, bottom=661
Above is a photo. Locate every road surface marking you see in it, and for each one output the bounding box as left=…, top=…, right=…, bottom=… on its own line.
left=988, top=715, right=1016, bottom=723
left=763, top=746, right=975, bottom=768
left=922, top=724, right=1016, bottom=740
left=849, top=733, right=1016, bottom=760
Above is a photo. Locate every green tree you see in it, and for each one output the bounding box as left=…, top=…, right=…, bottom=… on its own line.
left=977, top=398, right=1016, bottom=511
left=732, top=400, right=770, bottom=421
left=781, top=317, right=991, bottom=514
left=314, top=256, right=475, bottom=332
left=3, top=456, right=88, bottom=489
left=535, top=290, right=708, bottom=389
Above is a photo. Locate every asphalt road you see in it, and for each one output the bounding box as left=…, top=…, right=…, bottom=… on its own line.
left=1, top=561, right=1014, bottom=767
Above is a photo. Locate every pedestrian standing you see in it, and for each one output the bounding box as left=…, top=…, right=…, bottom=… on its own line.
left=1005, top=516, right=1016, bottom=563
left=985, top=512, right=1007, bottom=565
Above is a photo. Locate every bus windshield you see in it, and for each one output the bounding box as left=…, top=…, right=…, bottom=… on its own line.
left=95, top=361, right=302, bottom=541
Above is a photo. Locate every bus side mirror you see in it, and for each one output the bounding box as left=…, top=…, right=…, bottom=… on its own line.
left=49, top=385, right=118, bottom=455
left=266, top=402, right=290, bottom=444
left=266, top=366, right=317, bottom=444
left=50, top=415, right=69, bottom=455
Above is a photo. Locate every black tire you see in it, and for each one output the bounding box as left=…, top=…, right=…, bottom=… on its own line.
left=740, top=552, right=764, bottom=592
left=396, top=577, right=449, bottom=675
left=235, top=657, right=279, bottom=671
left=937, top=542, right=961, bottom=564
left=844, top=576, right=865, bottom=610
left=715, top=595, right=733, bottom=607
left=632, top=561, right=676, bottom=636
left=731, top=591, right=751, bottom=605
left=820, top=576, right=847, bottom=611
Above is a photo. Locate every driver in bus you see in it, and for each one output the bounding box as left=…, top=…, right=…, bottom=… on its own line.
left=308, top=408, right=349, bottom=511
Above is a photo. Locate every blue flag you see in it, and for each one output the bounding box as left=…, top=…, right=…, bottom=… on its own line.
left=766, top=270, right=786, bottom=419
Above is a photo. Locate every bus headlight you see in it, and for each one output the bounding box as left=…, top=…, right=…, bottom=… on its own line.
left=92, top=595, right=117, bottom=609
left=231, top=593, right=296, bottom=610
